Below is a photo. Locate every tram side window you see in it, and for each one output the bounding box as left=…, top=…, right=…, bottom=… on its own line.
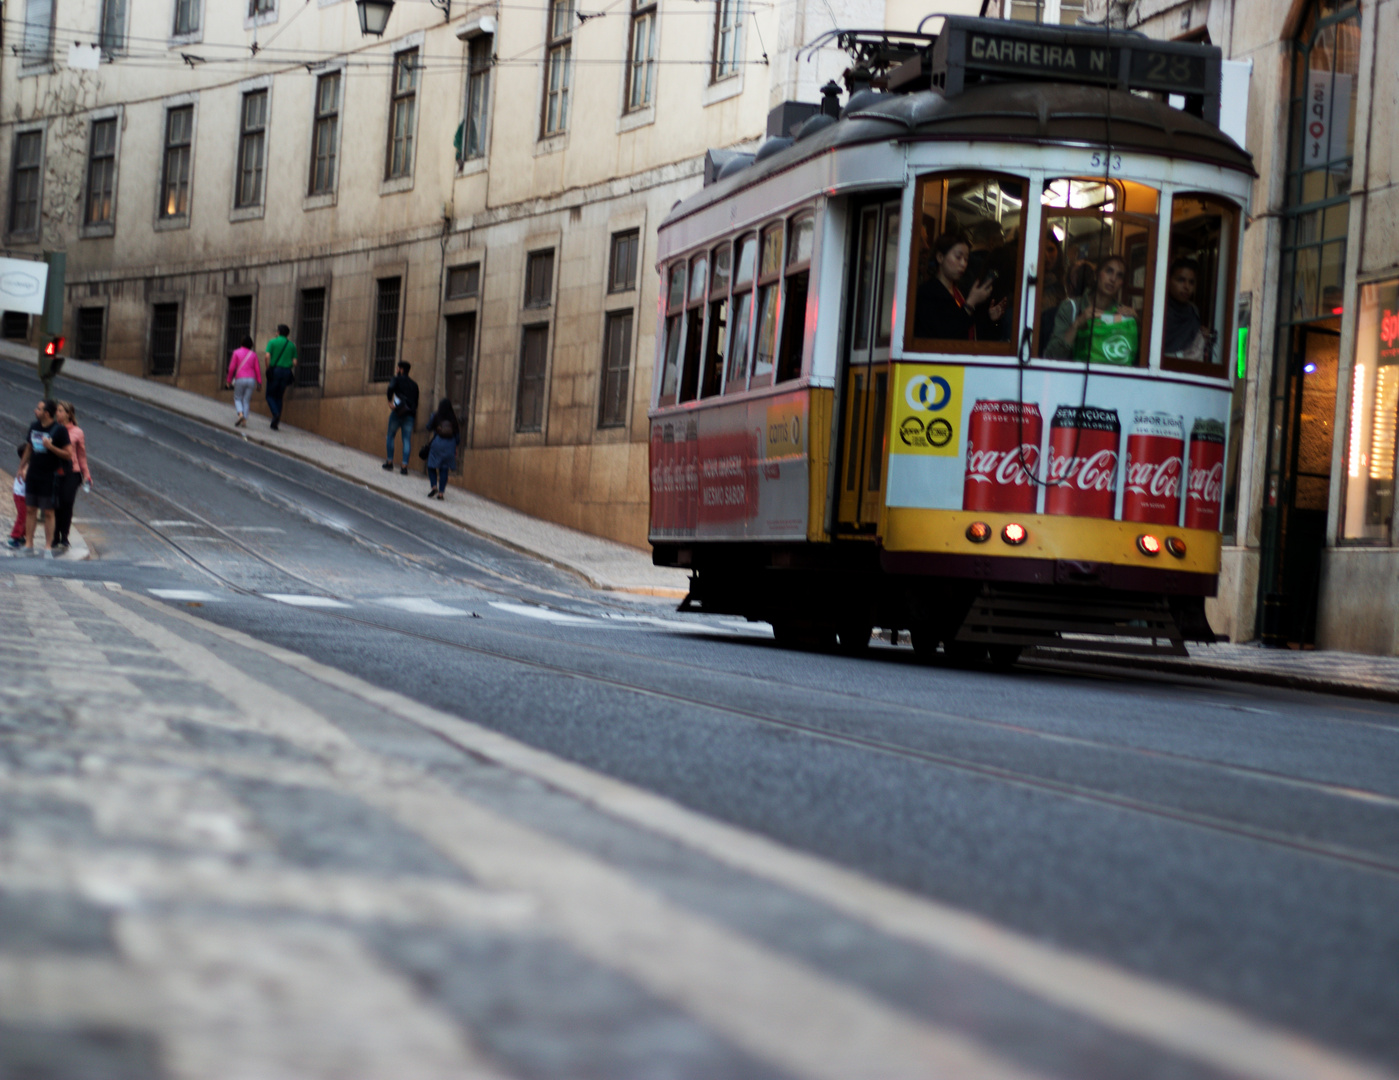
left=700, top=243, right=730, bottom=398
left=751, top=224, right=784, bottom=389
left=1163, top=194, right=1239, bottom=371
left=777, top=212, right=814, bottom=382
left=725, top=233, right=757, bottom=394
left=678, top=254, right=707, bottom=402
left=657, top=263, right=686, bottom=405
left=907, top=173, right=1023, bottom=354
left=1037, top=178, right=1159, bottom=366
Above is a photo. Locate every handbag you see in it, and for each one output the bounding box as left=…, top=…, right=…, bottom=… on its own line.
left=1075, top=309, right=1139, bottom=366
left=417, top=435, right=434, bottom=461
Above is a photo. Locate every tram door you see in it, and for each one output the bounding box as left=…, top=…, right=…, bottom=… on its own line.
left=837, top=199, right=901, bottom=531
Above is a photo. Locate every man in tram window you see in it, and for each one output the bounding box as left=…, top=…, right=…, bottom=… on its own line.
left=914, top=231, right=1008, bottom=341
left=1044, top=255, right=1140, bottom=365
left=1037, top=232, right=1068, bottom=354
left=1163, top=256, right=1215, bottom=362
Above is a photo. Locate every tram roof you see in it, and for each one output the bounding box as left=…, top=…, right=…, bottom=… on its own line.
left=663, top=81, right=1254, bottom=231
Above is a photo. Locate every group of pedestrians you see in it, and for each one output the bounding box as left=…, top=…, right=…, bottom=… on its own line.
left=225, top=324, right=297, bottom=430
left=10, top=398, right=90, bottom=556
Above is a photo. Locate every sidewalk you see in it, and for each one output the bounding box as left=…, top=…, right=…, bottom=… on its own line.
left=0, top=342, right=687, bottom=597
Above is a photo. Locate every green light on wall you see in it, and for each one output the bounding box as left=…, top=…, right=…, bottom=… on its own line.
left=1237, top=326, right=1249, bottom=380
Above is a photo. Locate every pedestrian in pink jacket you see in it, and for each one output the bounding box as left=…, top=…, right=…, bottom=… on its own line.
left=226, top=335, right=262, bottom=427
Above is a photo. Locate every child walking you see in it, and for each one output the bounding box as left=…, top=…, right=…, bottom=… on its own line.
left=7, top=445, right=25, bottom=549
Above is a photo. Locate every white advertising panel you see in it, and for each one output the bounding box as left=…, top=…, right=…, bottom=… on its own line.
left=0, top=257, right=48, bottom=316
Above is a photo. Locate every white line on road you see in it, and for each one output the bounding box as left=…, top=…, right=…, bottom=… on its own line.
left=147, top=520, right=200, bottom=528
left=488, top=601, right=598, bottom=624
left=375, top=598, right=472, bottom=617
left=149, top=590, right=222, bottom=603
left=223, top=526, right=287, bottom=533
left=262, top=594, right=352, bottom=609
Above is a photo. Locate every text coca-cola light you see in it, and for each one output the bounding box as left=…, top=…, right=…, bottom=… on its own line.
left=1123, top=410, right=1185, bottom=525
left=1185, top=417, right=1227, bottom=531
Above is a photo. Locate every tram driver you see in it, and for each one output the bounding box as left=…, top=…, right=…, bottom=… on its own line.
left=1043, top=255, right=1140, bottom=365
left=914, top=231, right=1009, bottom=341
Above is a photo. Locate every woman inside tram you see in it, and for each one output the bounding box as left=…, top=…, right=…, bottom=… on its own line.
left=1036, top=232, right=1068, bottom=354
left=1162, top=257, right=1213, bottom=361
left=1044, top=255, right=1139, bottom=364
left=914, top=231, right=1008, bottom=341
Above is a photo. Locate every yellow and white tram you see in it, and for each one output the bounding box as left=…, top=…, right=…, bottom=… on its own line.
left=648, top=17, right=1253, bottom=661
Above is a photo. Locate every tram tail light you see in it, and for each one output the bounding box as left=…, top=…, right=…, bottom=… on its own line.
left=966, top=521, right=992, bottom=543
left=1136, top=534, right=1161, bottom=557
left=1165, top=536, right=1187, bottom=559
left=1001, top=523, right=1027, bottom=546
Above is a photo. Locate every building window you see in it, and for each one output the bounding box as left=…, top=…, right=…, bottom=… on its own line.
left=236, top=89, right=268, bottom=209
left=1007, top=0, right=1085, bottom=24
left=517, top=325, right=549, bottom=432
left=386, top=49, right=418, bottom=180
left=626, top=0, right=657, bottom=112
left=609, top=230, right=639, bottom=293
left=22, top=0, right=54, bottom=65
left=599, top=311, right=633, bottom=428
left=224, top=295, right=253, bottom=368
left=543, top=0, right=574, bottom=136
left=85, top=119, right=117, bottom=227
left=8, top=131, right=43, bottom=236
left=173, top=0, right=199, bottom=36
left=524, top=249, right=554, bottom=308
left=296, top=288, right=326, bottom=388
left=2, top=312, right=31, bottom=340
left=100, top=0, right=126, bottom=54
left=161, top=105, right=194, bottom=219
left=77, top=307, right=105, bottom=360
left=248, top=0, right=274, bottom=15
left=446, top=263, right=480, bottom=299
left=462, top=37, right=491, bottom=161
left=712, top=0, right=741, bottom=81
left=372, top=276, right=401, bottom=382
left=309, top=72, right=340, bottom=196
left=150, top=303, right=180, bottom=376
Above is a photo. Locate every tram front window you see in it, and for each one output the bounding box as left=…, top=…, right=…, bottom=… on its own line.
left=907, top=173, right=1023, bottom=353
left=1038, top=178, right=1159, bottom=365
left=1164, top=193, right=1238, bottom=370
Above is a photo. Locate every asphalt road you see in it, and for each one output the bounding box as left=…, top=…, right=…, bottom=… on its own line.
left=4, top=359, right=1398, bottom=1077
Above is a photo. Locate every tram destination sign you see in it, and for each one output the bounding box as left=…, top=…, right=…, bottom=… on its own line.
left=932, top=17, right=1220, bottom=123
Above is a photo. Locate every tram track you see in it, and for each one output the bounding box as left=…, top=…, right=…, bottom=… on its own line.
left=58, top=463, right=1399, bottom=882
left=6, top=375, right=1399, bottom=879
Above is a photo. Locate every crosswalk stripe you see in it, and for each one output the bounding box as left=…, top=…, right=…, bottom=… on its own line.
left=262, top=594, right=352, bottom=608
left=149, top=589, right=221, bottom=602
left=375, top=597, right=472, bottom=617
left=488, top=601, right=598, bottom=624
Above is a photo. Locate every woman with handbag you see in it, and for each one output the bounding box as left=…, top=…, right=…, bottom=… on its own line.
left=226, top=335, right=262, bottom=427
left=1043, top=255, right=1139, bottom=365
left=424, top=399, right=460, bottom=500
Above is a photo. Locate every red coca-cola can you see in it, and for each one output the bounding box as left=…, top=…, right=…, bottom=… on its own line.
left=1123, top=410, right=1185, bottom=525
left=1184, top=417, right=1226, bottom=531
left=1045, top=406, right=1120, bottom=518
left=963, top=400, right=1042, bottom=513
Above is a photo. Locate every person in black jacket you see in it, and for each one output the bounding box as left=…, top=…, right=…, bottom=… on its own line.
left=383, top=361, right=419, bottom=475
left=913, top=231, right=1007, bottom=343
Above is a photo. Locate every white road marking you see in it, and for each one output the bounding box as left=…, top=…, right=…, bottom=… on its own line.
left=223, top=526, right=286, bottom=533
left=488, top=601, right=598, bottom=624
left=148, top=520, right=200, bottom=528
left=596, top=613, right=773, bottom=636
left=149, top=589, right=221, bottom=602
left=262, top=594, right=352, bottom=609
left=375, top=598, right=471, bottom=617
left=118, top=585, right=1398, bottom=1080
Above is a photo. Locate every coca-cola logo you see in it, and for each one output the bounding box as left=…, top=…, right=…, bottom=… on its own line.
left=966, top=444, right=1040, bottom=487
left=1126, top=456, right=1182, bottom=498
left=1187, top=461, right=1224, bottom=504
left=1047, top=447, right=1117, bottom=491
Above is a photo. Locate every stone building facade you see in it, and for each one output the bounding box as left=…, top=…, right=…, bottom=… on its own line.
left=0, top=0, right=961, bottom=549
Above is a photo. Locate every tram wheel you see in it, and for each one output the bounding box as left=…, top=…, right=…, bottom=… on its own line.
left=834, top=623, right=873, bottom=655
left=987, top=644, right=1023, bottom=671
left=771, top=619, right=837, bottom=652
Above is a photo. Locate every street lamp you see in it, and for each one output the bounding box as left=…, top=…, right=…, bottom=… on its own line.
left=356, top=0, right=395, bottom=36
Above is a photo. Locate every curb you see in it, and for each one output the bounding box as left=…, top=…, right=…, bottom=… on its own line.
left=2, top=349, right=685, bottom=598
left=1025, top=650, right=1399, bottom=704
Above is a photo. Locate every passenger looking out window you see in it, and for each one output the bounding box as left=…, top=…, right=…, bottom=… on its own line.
left=914, top=232, right=1007, bottom=340
left=1163, top=193, right=1237, bottom=370
left=1163, top=258, right=1213, bottom=361
left=1043, top=255, right=1139, bottom=364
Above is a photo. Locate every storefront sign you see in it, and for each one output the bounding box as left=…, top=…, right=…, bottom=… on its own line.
left=1304, top=69, right=1352, bottom=169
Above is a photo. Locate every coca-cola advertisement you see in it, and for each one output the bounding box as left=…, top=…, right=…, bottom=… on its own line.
left=1123, top=411, right=1185, bottom=525
left=1045, top=406, right=1121, bottom=518
left=962, top=400, right=1042, bottom=513
left=1184, top=417, right=1226, bottom=531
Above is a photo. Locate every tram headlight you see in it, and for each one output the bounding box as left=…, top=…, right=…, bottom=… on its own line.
left=1165, top=536, right=1187, bottom=559
left=1001, top=523, right=1027, bottom=546
left=966, top=521, right=992, bottom=544
left=1136, top=534, right=1161, bottom=557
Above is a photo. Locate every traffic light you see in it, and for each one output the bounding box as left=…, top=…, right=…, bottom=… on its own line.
left=43, top=336, right=64, bottom=357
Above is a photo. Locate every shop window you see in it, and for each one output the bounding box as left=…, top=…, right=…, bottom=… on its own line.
left=724, top=234, right=756, bottom=394
left=224, top=294, right=253, bottom=364
left=678, top=254, right=706, bottom=403
left=1341, top=280, right=1399, bottom=541
left=1163, top=193, right=1238, bottom=373
left=656, top=263, right=686, bottom=405
left=700, top=243, right=730, bottom=398
left=776, top=213, right=814, bottom=382
left=907, top=173, right=1023, bottom=355
left=750, top=224, right=784, bottom=389
left=1036, top=177, right=1158, bottom=366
